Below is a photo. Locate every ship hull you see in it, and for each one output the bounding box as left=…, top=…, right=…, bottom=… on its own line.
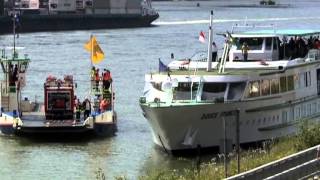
left=141, top=95, right=320, bottom=153
left=0, top=13, right=159, bottom=34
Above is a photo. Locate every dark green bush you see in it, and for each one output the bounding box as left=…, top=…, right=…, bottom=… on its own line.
left=295, top=120, right=320, bottom=151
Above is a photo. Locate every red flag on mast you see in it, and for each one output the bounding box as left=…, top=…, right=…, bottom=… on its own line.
left=199, top=31, right=206, bottom=43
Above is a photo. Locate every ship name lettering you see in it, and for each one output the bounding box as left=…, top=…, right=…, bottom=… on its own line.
left=201, top=112, right=218, bottom=120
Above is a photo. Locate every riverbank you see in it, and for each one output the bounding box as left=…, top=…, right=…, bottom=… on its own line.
left=139, top=121, right=320, bottom=180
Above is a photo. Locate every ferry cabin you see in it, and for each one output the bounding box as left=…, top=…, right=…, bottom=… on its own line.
left=44, top=76, right=74, bottom=120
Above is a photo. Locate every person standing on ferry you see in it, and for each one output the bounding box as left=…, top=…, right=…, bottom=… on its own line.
left=241, top=42, right=249, bottom=61
left=103, top=69, right=112, bottom=90
left=83, top=98, right=91, bottom=119
left=95, top=68, right=100, bottom=91
left=212, top=42, right=218, bottom=62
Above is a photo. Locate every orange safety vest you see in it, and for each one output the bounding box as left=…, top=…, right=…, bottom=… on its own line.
left=103, top=72, right=111, bottom=81
left=100, top=100, right=108, bottom=111
left=95, top=71, right=100, bottom=81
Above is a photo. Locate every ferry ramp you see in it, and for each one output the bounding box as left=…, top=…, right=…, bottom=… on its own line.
left=226, top=145, right=320, bottom=180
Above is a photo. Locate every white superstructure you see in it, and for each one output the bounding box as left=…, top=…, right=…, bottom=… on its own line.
left=140, top=28, right=320, bottom=153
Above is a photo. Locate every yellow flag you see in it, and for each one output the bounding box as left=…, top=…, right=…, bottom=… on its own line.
left=84, top=36, right=105, bottom=64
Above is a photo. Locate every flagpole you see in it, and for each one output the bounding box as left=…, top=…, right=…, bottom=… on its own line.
left=90, top=34, right=93, bottom=93
left=207, top=10, right=213, bottom=72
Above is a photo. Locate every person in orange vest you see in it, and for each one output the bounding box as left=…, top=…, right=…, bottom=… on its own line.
left=103, top=69, right=112, bottom=90
left=99, top=98, right=109, bottom=113
left=95, top=68, right=100, bottom=91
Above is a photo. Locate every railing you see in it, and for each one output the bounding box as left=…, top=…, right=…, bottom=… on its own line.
left=227, top=145, right=320, bottom=180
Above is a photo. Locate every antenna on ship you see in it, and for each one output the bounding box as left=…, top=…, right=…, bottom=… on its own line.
left=12, top=0, right=18, bottom=58
left=206, top=10, right=214, bottom=72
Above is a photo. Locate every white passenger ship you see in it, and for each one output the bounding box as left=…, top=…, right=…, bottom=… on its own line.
left=140, top=22, right=320, bottom=153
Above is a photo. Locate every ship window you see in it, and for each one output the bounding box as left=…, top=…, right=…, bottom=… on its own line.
left=174, top=82, right=199, bottom=100
left=273, top=38, right=278, bottom=50
left=307, top=104, right=312, bottom=116
left=282, top=111, right=287, bottom=123
left=261, top=79, right=270, bottom=96
left=294, top=74, right=300, bottom=89
left=50, top=4, right=57, bottom=8
left=227, top=82, right=246, bottom=100
left=203, top=83, right=226, bottom=93
left=305, top=72, right=308, bottom=87
left=202, top=83, right=226, bottom=101
left=287, top=75, right=294, bottom=91
left=307, top=71, right=311, bottom=87
left=302, top=105, right=306, bottom=117
left=266, top=38, right=272, bottom=50
left=271, top=78, right=279, bottom=94
left=237, top=38, right=263, bottom=50
left=312, top=102, right=317, bottom=114
left=303, top=71, right=312, bottom=87
left=280, top=76, right=287, bottom=92
left=295, top=107, right=301, bottom=119
left=299, top=72, right=305, bottom=88
left=47, top=92, right=71, bottom=111
left=151, top=82, right=162, bottom=91
left=247, top=81, right=260, bottom=98
left=85, top=1, right=92, bottom=6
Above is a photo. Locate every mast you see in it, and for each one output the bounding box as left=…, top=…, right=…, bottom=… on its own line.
left=90, top=34, right=93, bottom=92
left=206, top=10, right=213, bottom=72
left=12, top=0, right=16, bottom=58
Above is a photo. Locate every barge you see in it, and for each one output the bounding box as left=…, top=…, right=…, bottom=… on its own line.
left=0, top=0, right=159, bottom=34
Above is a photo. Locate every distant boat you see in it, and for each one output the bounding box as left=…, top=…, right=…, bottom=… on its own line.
left=0, top=0, right=159, bottom=34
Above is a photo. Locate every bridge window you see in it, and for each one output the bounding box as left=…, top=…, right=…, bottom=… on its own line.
left=237, top=38, right=263, bottom=50
left=280, top=76, right=287, bottom=92
left=202, top=83, right=226, bottom=101
left=273, top=38, right=278, bottom=50
left=265, top=38, right=272, bottom=50
left=261, top=79, right=270, bottom=96
left=151, top=82, right=162, bottom=91
left=227, top=82, right=246, bottom=100
left=247, top=81, right=260, bottom=98
left=287, top=75, right=294, bottom=91
left=174, top=82, right=199, bottom=100
left=294, top=75, right=300, bottom=89
left=271, top=78, right=279, bottom=94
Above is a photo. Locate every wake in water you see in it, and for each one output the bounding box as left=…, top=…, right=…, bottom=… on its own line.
left=153, top=16, right=320, bottom=25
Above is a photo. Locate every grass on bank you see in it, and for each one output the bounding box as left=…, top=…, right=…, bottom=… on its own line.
left=138, top=121, right=320, bottom=180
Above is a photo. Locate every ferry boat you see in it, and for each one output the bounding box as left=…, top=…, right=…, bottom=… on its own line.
left=140, top=14, right=320, bottom=153
left=0, top=16, right=116, bottom=136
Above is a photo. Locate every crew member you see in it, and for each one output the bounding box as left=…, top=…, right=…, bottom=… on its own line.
left=95, top=68, right=100, bottom=91
left=241, top=42, right=249, bottom=61
left=83, top=98, right=91, bottom=119
left=99, top=98, right=110, bottom=113
left=75, top=98, right=81, bottom=121
left=212, top=42, right=218, bottom=62
left=103, top=69, right=112, bottom=91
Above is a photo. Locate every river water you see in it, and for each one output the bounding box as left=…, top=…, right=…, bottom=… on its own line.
left=0, top=0, right=320, bottom=179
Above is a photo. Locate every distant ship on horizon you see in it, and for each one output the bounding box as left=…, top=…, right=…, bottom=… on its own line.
left=0, top=0, right=159, bottom=34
